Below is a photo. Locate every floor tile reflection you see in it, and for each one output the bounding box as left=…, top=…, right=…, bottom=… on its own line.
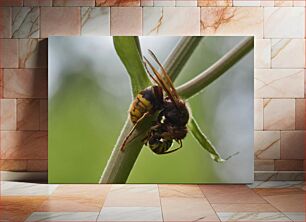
left=25, top=212, right=99, bottom=221
left=1, top=181, right=58, bottom=196
left=283, top=212, right=305, bottom=221
left=217, top=212, right=291, bottom=221
left=0, top=196, right=47, bottom=221
left=97, top=207, right=163, bottom=221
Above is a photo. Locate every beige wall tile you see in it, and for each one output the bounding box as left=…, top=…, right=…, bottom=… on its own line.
left=0, top=131, right=47, bottom=159
left=0, top=0, right=22, bottom=6
left=200, top=7, right=263, bottom=38
left=198, top=0, right=232, bottom=6
left=96, top=0, right=140, bottom=6
left=41, top=7, right=80, bottom=38
left=254, top=171, right=304, bottom=180
left=255, top=69, right=304, bottom=98
left=141, top=0, right=154, bottom=6
left=27, top=159, right=48, bottom=171
left=293, top=0, right=306, bottom=6
left=3, top=69, right=47, bottom=99
left=274, top=0, right=293, bottom=6
left=0, top=99, right=16, bottom=130
left=17, top=99, right=40, bottom=130
left=154, top=0, right=176, bottom=6
left=233, top=0, right=260, bottom=6
left=40, top=99, right=48, bottom=130
left=264, top=7, right=305, bottom=38
left=260, top=0, right=274, bottom=6
left=176, top=0, right=197, bottom=6
left=0, top=69, right=3, bottom=98
left=304, top=70, right=306, bottom=98
left=0, top=159, right=27, bottom=171
left=281, top=131, right=304, bottom=159
left=19, top=39, right=48, bottom=68
left=263, top=99, right=295, bottom=130
left=275, top=160, right=304, bottom=171
left=254, top=131, right=280, bottom=160
left=12, top=7, right=39, bottom=38
left=23, top=0, right=52, bottom=6
left=0, top=7, right=11, bottom=38
left=295, top=99, right=305, bottom=130
left=143, top=7, right=200, bottom=35
left=111, top=7, right=142, bottom=35
left=81, top=7, right=110, bottom=36
left=53, top=0, right=95, bottom=6
left=271, top=39, right=305, bottom=68
left=255, top=160, right=275, bottom=171
left=255, top=99, right=263, bottom=130
left=0, top=39, right=18, bottom=68
left=255, top=39, right=271, bottom=68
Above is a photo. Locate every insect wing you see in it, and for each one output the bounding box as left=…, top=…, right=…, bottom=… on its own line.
left=143, top=56, right=180, bottom=108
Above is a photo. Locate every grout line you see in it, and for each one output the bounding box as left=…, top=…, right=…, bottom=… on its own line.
left=157, top=184, right=165, bottom=222
left=198, top=184, right=222, bottom=221
left=96, top=184, right=112, bottom=221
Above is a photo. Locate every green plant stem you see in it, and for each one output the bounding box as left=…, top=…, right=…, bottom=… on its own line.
left=99, top=115, right=157, bottom=183
left=113, top=36, right=151, bottom=96
left=177, top=36, right=254, bottom=99
left=165, top=36, right=203, bottom=81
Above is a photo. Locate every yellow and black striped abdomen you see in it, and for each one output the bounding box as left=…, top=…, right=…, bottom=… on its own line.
left=129, top=93, right=153, bottom=124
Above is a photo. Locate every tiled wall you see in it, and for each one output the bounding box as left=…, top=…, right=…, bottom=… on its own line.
left=0, top=0, right=305, bottom=180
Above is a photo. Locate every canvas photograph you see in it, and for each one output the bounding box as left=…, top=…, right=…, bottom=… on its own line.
left=48, top=36, right=254, bottom=184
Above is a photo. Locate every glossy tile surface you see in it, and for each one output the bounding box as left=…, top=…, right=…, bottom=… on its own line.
left=199, top=185, right=266, bottom=204
left=103, top=184, right=160, bottom=207
left=12, top=7, right=39, bottom=38
left=217, top=212, right=291, bottom=221
left=81, top=7, right=110, bottom=36
left=200, top=7, right=263, bottom=38
left=40, top=7, right=80, bottom=38
left=0, top=182, right=304, bottom=222
left=255, top=188, right=305, bottom=212
left=98, top=207, right=163, bottom=221
left=25, top=212, right=99, bottom=221
left=0, top=196, right=47, bottom=221
left=1, top=181, right=58, bottom=196
left=143, top=7, right=200, bottom=35
left=110, top=7, right=142, bottom=35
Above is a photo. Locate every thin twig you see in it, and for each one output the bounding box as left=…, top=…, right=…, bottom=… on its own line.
left=177, top=37, right=254, bottom=99
left=165, top=36, right=203, bottom=81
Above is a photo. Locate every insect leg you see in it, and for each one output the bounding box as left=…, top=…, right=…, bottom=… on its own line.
left=160, top=147, right=181, bottom=155
left=177, top=139, right=183, bottom=149
left=120, top=112, right=150, bottom=152
left=160, top=140, right=183, bottom=155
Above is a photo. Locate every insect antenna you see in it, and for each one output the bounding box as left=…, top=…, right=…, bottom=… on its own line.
left=143, top=61, right=160, bottom=86
left=147, top=49, right=180, bottom=100
left=143, top=56, right=179, bottom=109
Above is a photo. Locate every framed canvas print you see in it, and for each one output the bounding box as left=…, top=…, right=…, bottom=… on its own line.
left=48, top=36, right=254, bottom=184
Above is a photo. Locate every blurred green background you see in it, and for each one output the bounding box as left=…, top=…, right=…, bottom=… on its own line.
left=48, top=36, right=254, bottom=184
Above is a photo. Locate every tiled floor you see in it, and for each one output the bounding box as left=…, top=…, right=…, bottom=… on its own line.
left=0, top=181, right=305, bottom=222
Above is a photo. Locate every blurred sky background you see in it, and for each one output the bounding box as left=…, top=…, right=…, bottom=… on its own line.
left=48, top=36, right=254, bottom=184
